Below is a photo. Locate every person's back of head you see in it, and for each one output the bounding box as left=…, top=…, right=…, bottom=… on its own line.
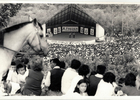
left=96, top=65, right=106, bottom=75
left=11, top=61, right=16, bottom=66
left=60, top=61, right=65, bottom=69
left=11, top=61, right=17, bottom=72
left=118, top=78, right=125, bottom=84
left=125, top=72, right=136, bottom=87
left=31, top=58, right=43, bottom=71
left=78, top=64, right=90, bottom=77
left=70, top=59, right=81, bottom=70
left=23, top=58, right=29, bottom=65
left=103, top=72, right=116, bottom=84
left=50, top=58, right=60, bottom=66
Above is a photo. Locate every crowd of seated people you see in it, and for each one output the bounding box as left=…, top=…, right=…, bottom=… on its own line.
left=1, top=57, right=140, bottom=96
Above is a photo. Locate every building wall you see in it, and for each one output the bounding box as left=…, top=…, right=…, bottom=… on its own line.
left=96, top=24, right=105, bottom=40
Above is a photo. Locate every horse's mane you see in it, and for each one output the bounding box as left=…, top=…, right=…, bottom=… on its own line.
left=0, top=21, right=32, bottom=34
left=0, top=20, right=43, bottom=45
left=0, top=19, right=43, bottom=34
left=38, top=22, right=43, bottom=30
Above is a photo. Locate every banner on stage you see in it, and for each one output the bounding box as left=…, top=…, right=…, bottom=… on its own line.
left=62, top=26, right=78, bottom=32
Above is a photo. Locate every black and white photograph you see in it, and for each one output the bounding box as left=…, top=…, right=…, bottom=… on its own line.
left=0, top=0, right=140, bottom=99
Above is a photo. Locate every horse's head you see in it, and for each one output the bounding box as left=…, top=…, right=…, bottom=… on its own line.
left=27, top=19, right=49, bottom=56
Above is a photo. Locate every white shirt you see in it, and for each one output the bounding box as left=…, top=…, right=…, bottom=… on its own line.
left=6, top=70, right=18, bottom=83
left=66, top=75, right=83, bottom=94
left=95, top=79, right=116, bottom=96
left=18, top=68, right=29, bottom=84
left=6, top=68, right=29, bottom=95
left=61, top=68, right=78, bottom=94
left=95, top=74, right=103, bottom=78
left=44, top=66, right=60, bottom=87
left=136, top=75, right=140, bottom=90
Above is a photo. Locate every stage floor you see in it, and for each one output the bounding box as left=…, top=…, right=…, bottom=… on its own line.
left=46, top=33, right=96, bottom=42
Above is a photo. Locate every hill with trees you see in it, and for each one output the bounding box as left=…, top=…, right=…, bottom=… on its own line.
left=3, top=3, right=140, bottom=38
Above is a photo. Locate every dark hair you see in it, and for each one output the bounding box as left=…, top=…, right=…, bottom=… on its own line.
left=11, top=61, right=16, bottom=65
left=90, top=71, right=97, bottom=76
left=23, top=58, right=29, bottom=64
left=118, top=78, right=125, bottom=87
left=118, top=77, right=125, bottom=84
left=103, top=72, right=116, bottom=84
left=74, top=79, right=89, bottom=93
left=71, top=59, right=81, bottom=69
left=96, top=65, right=106, bottom=75
left=16, top=64, right=26, bottom=74
left=31, top=59, right=43, bottom=71
left=60, top=61, right=65, bottom=69
left=50, top=58, right=60, bottom=66
left=78, top=64, right=90, bottom=77
left=125, top=73, right=136, bottom=87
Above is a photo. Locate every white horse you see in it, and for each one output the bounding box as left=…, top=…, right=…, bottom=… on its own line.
left=0, top=19, right=49, bottom=83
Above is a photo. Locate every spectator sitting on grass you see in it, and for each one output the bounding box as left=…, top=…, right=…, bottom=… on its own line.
left=16, top=64, right=29, bottom=94
left=66, top=64, right=90, bottom=95
left=44, top=58, right=64, bottom=92
left=95, top=72, right=117, bottom=96
left=72, top=79, right=89, bottom=96
left=22, top=58, right=44, bottom=96
left=60, top=61, right=66, bottom=70
left=61, top=59, right=81, bottom=94
left=121, top=73, right=140, bottom=96
left=4, top=61, right=20, bottom=95
left=88, top=65, right=106, bottom=96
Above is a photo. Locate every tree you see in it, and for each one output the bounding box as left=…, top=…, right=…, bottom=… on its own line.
left=0, top=3, right=22, bottom=28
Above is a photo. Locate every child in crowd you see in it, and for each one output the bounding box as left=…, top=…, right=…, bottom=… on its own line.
left=16, top=64, right=29, bottom=94
left=73, top=79, right=89, bottom=96
left=4, top=61, right=20, bottom=95
left=3, top=63, right=28, bottom=95
left=66, top=64, right=90, bottom=94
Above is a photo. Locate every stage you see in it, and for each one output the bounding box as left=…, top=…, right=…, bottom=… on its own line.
left=46, top=33, right=96, bottom=44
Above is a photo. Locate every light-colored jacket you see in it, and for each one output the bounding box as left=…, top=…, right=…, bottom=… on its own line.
left=61, top=68, right=78, bottom=94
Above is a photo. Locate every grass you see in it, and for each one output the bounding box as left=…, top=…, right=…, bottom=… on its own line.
left=10, top=90, right=63, bottom=96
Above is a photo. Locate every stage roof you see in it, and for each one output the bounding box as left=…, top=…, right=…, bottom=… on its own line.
left=46, top=4, right=99, bottom=27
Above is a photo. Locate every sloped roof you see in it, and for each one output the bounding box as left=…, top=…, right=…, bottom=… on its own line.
left=46, top=4, right=98, bottom=27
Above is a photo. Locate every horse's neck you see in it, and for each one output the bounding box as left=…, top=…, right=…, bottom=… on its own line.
left=4, top=24, right=33, bottom=53
left=0, top=49, right=13, bottom=71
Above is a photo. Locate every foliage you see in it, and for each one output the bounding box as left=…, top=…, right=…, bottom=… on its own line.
left=0, top=3, right=22, bottom=28
left=8, top=4, right=66, bottom=26
left=3, top=4, right=140, bottom=37
left=82, top=4, right=140, bottom=37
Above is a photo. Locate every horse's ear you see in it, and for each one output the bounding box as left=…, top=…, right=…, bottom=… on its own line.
left=32, top=18, right=38, bottom=26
